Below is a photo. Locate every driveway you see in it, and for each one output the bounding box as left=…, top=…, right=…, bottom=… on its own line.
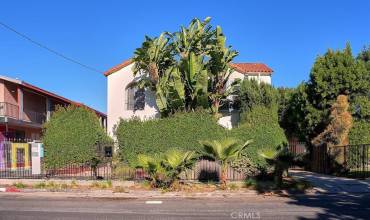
left=290, top=170, right=370, bottom=194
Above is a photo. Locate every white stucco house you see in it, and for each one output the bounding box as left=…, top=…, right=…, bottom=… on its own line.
left=104, top=60, right=273, bottom=136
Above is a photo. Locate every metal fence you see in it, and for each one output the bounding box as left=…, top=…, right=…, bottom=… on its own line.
left=1, top=139, right=320, bottom=181
left=311, top=144, right=370, bottom=179
left=288, top=140, right=306, bottom=155
left=0, top=140, right=245, bottom=181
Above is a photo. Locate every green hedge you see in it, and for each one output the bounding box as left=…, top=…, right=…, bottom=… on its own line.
left=349, top=95, right=370, bottom=145
left=115, top=112, right=226, bottom=166
left=43, top=105, right=110, bottom=168
left=116, top=109, right=287, bottom=168
left=349, top=121, right=370, bottom=145
left=229, top=106, right=287, bottom=166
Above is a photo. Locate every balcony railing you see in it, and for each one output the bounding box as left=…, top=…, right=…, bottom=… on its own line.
left=0, top=102, right=46, bottom=124
left=23, top=109, right=47, bottom=124
left=0, top=102, right=19, bottom=119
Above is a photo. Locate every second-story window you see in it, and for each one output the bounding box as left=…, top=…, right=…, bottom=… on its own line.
left=126, top=88, right=145, bottom=111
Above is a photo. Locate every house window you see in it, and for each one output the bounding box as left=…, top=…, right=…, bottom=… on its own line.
left=126, top=88, right=145, bottom=111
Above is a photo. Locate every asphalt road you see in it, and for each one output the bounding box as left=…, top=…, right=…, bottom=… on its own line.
left=0, top=193, right=369, bottom=220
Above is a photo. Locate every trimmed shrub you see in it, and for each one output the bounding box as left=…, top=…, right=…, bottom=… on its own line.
left=350, top=95, right=370, bottom=144
left=349, top=121, right=370, bottom=144
left=43, top=105, right=110, bottom=168
left=228, top=106, right=287, bottom=167
left=116, top=108, right=287, bottom=169
left=116, top=111, right=226, bottom=166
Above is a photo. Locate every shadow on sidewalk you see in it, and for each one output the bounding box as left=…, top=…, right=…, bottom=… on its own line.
left=286, top=193, right=370, bottom=220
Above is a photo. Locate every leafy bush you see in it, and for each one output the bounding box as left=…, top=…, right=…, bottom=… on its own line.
left=12, top=182, right=26, bottom=189
left=349, top=95, right=370, bottom=144
left=116, top=111, right=226, bottom=166
left=116, top=108, right=287, bottom=171
left=238, top=80, right=279, bottom=113
left=349, top=121, right=370, bottom=144
left=43, top=105, right=111, bottom=169
left=229, top=106, right=287, bottom=167
left=136, top=149, right=197, bottom=188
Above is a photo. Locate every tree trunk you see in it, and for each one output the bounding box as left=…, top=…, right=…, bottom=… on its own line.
left=212, top=99, right=222, bottom=119
left=220, top=164, right=227, bottom=189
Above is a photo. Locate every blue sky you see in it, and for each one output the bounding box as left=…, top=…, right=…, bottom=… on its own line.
left=0, top=0, right=369, bottom=113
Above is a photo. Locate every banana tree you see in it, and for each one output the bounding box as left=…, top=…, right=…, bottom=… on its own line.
left=155, top=67, right=185, bottom=115
left=199, top=138, right=252, bottom=188
left=172, top=17, right=213, bottom=110
left=207, top=26, right=239, bottom=115
left=132, top=33, right=174, bottom=83
left=131, top=33, right=185, bottom=115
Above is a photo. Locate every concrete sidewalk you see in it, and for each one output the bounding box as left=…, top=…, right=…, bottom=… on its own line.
left=290, top=170, right=370, bottom=194
left=0, top=189, right=260, bottom=199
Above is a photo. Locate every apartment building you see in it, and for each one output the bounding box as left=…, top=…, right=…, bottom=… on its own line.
left=0, top=75, right=107, bottom=140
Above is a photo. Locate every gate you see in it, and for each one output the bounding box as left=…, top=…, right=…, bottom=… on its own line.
left=310, top=144, right=370, bottom=179
left=330, top=144, right=370, bottom=179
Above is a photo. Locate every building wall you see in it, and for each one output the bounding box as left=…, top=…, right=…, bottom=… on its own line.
left=23, top=90, right=46, bottom=112
left=3, top=81, right=18, bottom=105
left=0, top=80, right=5, bottom=102
left=107, top=64, right=159, bottom=136
left=0, top=125, right=41, bottom=140
left=227, top=70, right=272, bottom=86
left=107, top=66, right=272, bottom=136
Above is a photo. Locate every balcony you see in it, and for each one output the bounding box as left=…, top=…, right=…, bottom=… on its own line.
left=23, top=109, right=46, bottom=124
left=0, top=102, right=46, bottom=125
left=0, top=102, right=19, bottom=119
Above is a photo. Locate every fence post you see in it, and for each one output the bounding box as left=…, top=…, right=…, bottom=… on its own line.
left=362, top=145, right=366, bottom=179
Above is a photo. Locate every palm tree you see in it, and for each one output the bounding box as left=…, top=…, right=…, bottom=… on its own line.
left=259, top=146, right=296, bottom=188
left=136, top=154, right=165, bottom=187
left=161, top=149, right=198, bottom=186
left=136, top=150, right=197, bottom=188
left=199, top=138, right=252, bottom=188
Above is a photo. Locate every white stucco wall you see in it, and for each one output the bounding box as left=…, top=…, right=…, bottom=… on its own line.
left=107, top=64, right=272, bottom=136
left=227, top=70, right=272, bottom=86
left=107, top=64, right=159, bottom=136
left=217, top=111, right=240, bottom=129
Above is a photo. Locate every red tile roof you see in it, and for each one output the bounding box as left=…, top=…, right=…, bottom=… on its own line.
left=230, top=63, right=273, bottom=75
left=104, top=60, right=273, bottom=76
left=104, top=59, right=133, bottom=76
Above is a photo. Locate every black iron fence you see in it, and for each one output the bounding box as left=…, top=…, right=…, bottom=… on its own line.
left=0, top=139, right=246, bottom=181
left=311, top=144, right=370, bottom=179
left=1, top=139, right=315, bottom=181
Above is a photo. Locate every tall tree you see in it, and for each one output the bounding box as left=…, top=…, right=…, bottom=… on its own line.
left=173, top=17, right=213, bottom=110
left=207, top=26, right=239, bottom=115
left=131, top=17, right=239, bottom=115
left=312, top=95, right=353, bottom=147
left=357, top=45, right=370, bottom=71
left=131, top=34, right=185, bottom=115
left=281, top=43, right=369, bottom=142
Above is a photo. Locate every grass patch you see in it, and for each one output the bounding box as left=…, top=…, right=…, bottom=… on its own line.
left=113, top=186, right=129, bottom=193
left=12, top=182, right=27, bottom=189
left=228, top=183, right=240, bottom=191
left=32, top=182, right=47, bottom=189
left=89, top=181, right=113, bottom=189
